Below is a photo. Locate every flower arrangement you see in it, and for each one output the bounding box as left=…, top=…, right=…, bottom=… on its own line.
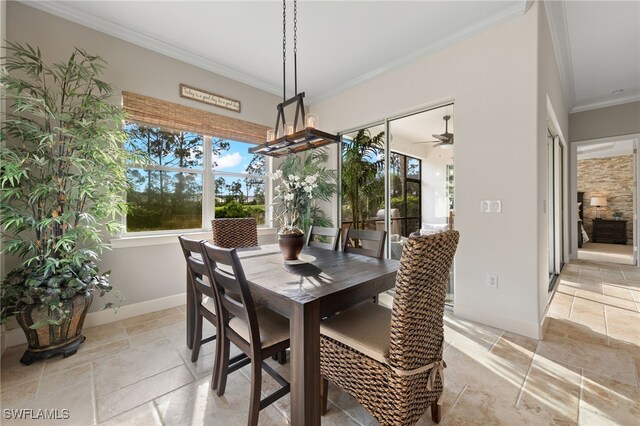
left=270, top=149, right=337, bottom=236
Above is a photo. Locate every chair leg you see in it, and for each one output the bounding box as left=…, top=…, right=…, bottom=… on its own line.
left=191, top=313, right=203, bottom=362
left=216, top=337, right=230, bottom=395
left=210, top=326, right=220, bottom=391
left=320, top=378, right=329, bottom=415
left=431, top=401, right=442, bottom=423
left=276, top=349, right=287, bottom=365
left=248, top=359, right=262, bottom=426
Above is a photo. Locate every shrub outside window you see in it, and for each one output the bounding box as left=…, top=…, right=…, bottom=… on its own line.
left=124, top=123, right=267, bottom=233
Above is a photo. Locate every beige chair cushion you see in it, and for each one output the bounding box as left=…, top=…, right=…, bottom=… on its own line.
left=320, top=302, right=391, bottom=364
left=229, top=307, right=289, bottom=348
left=201, top=296, right=216, bottom=315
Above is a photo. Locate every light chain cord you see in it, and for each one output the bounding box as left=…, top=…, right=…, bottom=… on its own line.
left=282, top=0, right=286, bottom=102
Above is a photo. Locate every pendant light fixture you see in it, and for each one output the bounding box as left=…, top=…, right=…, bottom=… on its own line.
left=249, top=0, right=339, bottom=157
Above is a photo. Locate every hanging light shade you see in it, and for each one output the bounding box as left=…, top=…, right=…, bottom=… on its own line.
left=249, top=0, right=338, bottom=158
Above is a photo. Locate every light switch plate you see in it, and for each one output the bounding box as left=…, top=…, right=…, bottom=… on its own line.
left=481, top=200, right=502, bottom=213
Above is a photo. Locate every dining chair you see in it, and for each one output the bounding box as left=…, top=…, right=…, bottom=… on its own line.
left=211, top=217, right=258, bottom=248
left=320, top=230, right=460, bottom=425
left=178, top=236, right=217, bottom=365
left=200, top=241, right=290, bottom=426
left=306, top=225, right=341, bottom=251
left=179, top=236, right=248, bottom=389
left=342, top=228, right=386, bottom=259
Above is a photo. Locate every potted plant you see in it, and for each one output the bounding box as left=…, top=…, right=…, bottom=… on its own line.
left=0, top=42, right=135, bottom=364
left=270, top=149, right=336, bottom=260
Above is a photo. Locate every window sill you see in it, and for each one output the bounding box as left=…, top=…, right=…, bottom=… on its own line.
left=110, top=227, right=278, bottom=249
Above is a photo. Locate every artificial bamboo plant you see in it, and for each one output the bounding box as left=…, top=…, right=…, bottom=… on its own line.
left=0, top=42, right=137, bottom=328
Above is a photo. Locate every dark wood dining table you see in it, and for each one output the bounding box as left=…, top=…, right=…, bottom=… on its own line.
left=185, top=244, right=399, bottom=425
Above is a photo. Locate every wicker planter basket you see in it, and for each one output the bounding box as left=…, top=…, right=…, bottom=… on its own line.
left=16, top=292, right=93, bottom=365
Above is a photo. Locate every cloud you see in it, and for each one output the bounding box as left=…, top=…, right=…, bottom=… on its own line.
left=214, top=152, right=243, bottom=170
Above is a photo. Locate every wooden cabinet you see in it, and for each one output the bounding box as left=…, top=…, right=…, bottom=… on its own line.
left=592, top=220, right=627, bottom=244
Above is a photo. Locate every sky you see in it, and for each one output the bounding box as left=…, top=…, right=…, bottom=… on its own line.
left=213, top=140, right=259, bottom=174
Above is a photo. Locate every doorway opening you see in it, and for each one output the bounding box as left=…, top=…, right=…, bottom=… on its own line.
left=575, top=136, right=638, bottom=266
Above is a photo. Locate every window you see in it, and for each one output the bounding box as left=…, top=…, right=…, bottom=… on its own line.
left=125, top=123, right=266, bottom=233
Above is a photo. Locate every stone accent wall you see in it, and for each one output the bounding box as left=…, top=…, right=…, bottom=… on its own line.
left=577, top=155, right=634, bottom=244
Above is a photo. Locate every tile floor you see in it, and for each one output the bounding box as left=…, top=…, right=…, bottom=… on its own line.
left=1, top=259, right=638, bottom=425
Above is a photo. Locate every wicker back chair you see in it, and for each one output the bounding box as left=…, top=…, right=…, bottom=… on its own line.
left=212, top=217, right=258, bottom=248
left=320, top=230, right=460, bottom=425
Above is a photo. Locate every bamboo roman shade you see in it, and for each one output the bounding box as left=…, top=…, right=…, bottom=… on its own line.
left=121, top=91, right=269, bottom=144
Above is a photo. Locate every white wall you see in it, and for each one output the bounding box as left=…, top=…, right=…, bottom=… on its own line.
left=537, top=0, right=570, bottom=322
left=313, top=3, right=547, bottom=337
left=5, top=2, right=282, bottom=311
left=569, top=101, right=640, bottom=142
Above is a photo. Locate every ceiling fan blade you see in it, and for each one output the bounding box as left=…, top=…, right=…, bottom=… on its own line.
left=413, top=140, right=440, bottom=144
left=432, top=134, right=448, bottom=141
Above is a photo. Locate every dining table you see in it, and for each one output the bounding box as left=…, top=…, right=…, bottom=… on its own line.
left=185, top=244, right=399, bottom=425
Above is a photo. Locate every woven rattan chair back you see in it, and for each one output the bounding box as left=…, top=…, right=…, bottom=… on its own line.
left=387, top=230, right=459, bottom=372
left=342, top=228, right=386, bottom=259
left=212, top=217, right=258, bottom=248
left=306, top=226, right=341, bottom=251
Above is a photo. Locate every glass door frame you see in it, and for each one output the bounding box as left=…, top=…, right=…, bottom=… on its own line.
left=337, top=103, right=455, bottom=300
left=547, top=125, right=565, bottom=291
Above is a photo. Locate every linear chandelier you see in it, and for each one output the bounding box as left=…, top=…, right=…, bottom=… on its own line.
left=249, top=0, right=339, bottom=158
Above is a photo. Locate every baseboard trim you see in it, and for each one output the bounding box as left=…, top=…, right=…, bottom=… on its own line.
left=3, top=293, right=186, bottom=349
left=453, top=304, right=541, bottom=340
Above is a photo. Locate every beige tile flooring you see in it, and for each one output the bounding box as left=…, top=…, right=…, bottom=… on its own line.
left=1, top=259, right=638, bottom=425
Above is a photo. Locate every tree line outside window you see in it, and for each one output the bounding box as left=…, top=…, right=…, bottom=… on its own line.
left=124, top=123, right=266, bottom=233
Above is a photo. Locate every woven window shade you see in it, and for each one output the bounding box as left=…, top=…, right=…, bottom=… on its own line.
left=122, top=91, right=269, bottom=144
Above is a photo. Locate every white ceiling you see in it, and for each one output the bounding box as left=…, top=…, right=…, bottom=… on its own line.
left=22, top=1, right=639, bottom=114
left=577, top=139, right=635, bottom=160
left=546, top=0, right=640, bottom=113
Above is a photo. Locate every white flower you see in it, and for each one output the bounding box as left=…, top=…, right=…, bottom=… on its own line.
left=288, top=174, right=300, bottom=181
left=271, top=170, right=283, bottom=180
left=305, top=175, right=317, bottom=185
left=303, top=185, right=314, bottom=193
left=284, top=193, right=295, bottom=201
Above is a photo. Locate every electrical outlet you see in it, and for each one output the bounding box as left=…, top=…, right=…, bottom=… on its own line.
left=487, top=274, right=498, bottom=289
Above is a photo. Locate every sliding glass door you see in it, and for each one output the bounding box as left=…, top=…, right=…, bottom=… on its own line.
left=547, top=127, right=564, bottom=288
left=339, top=105, right=456, bottom=304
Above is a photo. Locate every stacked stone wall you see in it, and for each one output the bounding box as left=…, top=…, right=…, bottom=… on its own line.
left=577, top=155, right=634, bottom=244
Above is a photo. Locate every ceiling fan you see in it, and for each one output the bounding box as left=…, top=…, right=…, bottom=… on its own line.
left=415, top=115, right=454, bottom=147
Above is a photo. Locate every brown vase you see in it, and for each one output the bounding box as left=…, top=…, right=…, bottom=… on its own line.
left=278, top=232, right=305, bottom=260
left=16, top=292, right=93, bottom=365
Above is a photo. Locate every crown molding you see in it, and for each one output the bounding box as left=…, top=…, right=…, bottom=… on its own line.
left=309, top=1, right=530, bottom=105
left=545, top=0, right=576, bottom=111
left=21, top=0, right=530, bottom=106
left=18, top=0, right=283, bottom=97
left=570, top=94, right=640, bottom=114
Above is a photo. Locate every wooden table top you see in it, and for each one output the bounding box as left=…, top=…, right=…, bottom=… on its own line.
left=237, top=245, right=399, bottom=317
